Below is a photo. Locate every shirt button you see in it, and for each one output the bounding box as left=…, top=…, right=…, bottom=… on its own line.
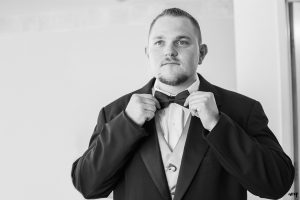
left=167, top=163, right=177, bottom=172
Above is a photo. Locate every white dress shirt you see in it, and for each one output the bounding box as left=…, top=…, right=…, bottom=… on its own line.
left=152, top=76, right=200, bottom=150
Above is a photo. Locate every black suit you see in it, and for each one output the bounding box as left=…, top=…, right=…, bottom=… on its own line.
left=72, top=74, right=294, bottom=200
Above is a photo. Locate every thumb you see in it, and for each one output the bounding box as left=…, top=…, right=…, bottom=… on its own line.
left=184, top=95, right=190, bottom=107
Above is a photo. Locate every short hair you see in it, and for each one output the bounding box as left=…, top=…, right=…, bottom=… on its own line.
left=148, top=8, right=202, bottom=44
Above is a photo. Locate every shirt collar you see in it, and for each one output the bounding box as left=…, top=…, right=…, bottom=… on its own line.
left=152, top=75, right=200, bottom=96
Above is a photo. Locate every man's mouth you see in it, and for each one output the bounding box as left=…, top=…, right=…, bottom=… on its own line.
left=161, top=62, right=180, bottom=66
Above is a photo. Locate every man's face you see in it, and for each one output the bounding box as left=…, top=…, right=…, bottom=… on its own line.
left=146, top=16, right=201, bottom=86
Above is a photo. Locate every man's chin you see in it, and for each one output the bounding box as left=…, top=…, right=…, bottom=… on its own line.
left=158, top=75, right=189, bottom=86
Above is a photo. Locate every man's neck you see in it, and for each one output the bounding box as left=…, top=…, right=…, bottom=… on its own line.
left=156, top=74, right=197, bottom=95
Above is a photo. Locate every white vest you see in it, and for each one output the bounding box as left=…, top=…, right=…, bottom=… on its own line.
left=156, top=115, right=191, bottom=199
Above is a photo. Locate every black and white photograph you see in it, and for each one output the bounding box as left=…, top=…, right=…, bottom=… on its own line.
left=0, top=0, right=299, bottom=200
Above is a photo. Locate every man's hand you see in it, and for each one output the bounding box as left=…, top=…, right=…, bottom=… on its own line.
left=125, top=94, right=161, bottom=126
left=184, top=91, right=219, bottom=131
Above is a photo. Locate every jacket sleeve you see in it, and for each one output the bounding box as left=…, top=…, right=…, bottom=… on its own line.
left=203, top=101, right=294, bottom=199
left=71, top=108, right=149, bottom=199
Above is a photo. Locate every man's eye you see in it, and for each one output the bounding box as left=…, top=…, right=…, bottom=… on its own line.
left=154, top=41, right=164, bottom=46
left=177, top=40, right=189, bottom=46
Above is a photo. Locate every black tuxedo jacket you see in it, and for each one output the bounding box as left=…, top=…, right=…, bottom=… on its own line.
left=72, top=74, right=294, bottom=200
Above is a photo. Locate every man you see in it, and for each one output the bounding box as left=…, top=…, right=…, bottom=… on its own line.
left=71, top=8, right=294, bottom=200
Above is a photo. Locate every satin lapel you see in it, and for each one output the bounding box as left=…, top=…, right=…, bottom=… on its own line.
left=137, top=77, right=171, bottom=199
left=139, top=118, right=171, bottom=200
left=173, top=116, right=209, bottom=200
left=173, top=74, right=220, bottom=200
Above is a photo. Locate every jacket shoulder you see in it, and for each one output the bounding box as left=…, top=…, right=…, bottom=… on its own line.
left=213, top=85, right=260, bottom=120
left=215, top=85, right=257, bottom=104
left=213, top=85, right=264, bottom=129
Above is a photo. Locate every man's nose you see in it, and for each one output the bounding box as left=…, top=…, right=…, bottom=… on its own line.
left=164, top=44, right=178, bottom=57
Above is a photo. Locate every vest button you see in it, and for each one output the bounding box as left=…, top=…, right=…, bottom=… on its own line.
left=167, top=163, right=177, bottom=172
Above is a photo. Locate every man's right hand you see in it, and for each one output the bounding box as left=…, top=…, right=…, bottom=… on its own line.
left=125, top=94, right=161, bottom=126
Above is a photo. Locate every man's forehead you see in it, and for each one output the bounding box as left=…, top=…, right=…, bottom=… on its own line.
left=149, top=16, right=197, bottom=39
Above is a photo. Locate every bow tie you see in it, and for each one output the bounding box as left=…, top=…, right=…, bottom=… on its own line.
left=154, top=90, right=190, bottom=109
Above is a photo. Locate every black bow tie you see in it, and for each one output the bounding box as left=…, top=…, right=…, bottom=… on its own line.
left=154, top=90, right=190, bottom=109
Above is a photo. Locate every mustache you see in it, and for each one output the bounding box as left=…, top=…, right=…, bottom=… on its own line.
left=161, top=57, right=180, bottom=66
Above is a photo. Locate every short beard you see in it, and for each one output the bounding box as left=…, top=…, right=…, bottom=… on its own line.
left=158, top=74, right=189, bottom=86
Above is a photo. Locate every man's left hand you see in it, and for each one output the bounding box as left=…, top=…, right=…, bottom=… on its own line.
left=184, top=91, right=220, bottom=131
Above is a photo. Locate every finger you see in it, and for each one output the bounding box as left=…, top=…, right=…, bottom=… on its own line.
left=141, top=103, right=157, bottom=113
left=188, top=103, right=202, bottom=112
left=184, top=91, right=208, bottom=106
left=190, top=109, right=196, bottom=116
left=145, top=110, right=155, bottom=121
left=139, top=94, right=161, bottom=109
left=188, top=99, right=206, bottom=111
left=188, top=98, right=208, bottom=106
left=189, top=95, right=216, bottom=107
left=151, top=96, right=161, bottom=109
left=190, top=109, right=200, bottom=118
left=139, top=93, right=157, bottom=100
left=188, top=93, right=213, bottom=105
left=141, top=97, right=161, bottom=109
left=184, top=94, right=191, bottom=107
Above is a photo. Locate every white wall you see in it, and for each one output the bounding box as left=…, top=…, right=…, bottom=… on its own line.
left=0, top=1, right=236, bottom=200
left=233, top=0, right=295, bottom=199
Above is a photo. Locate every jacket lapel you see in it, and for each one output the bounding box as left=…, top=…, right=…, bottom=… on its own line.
left=137, top=77, right=171, bottom=200
left=173, top=116, right=208, bottom=200
left=139, top=119, right=172, bottom=200
left=174, top=74, right=223, bottom=200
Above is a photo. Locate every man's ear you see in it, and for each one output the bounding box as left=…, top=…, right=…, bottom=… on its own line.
left=198, top=44, right=208, bottom=64
left=145, top=46, right=149, bottom=58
